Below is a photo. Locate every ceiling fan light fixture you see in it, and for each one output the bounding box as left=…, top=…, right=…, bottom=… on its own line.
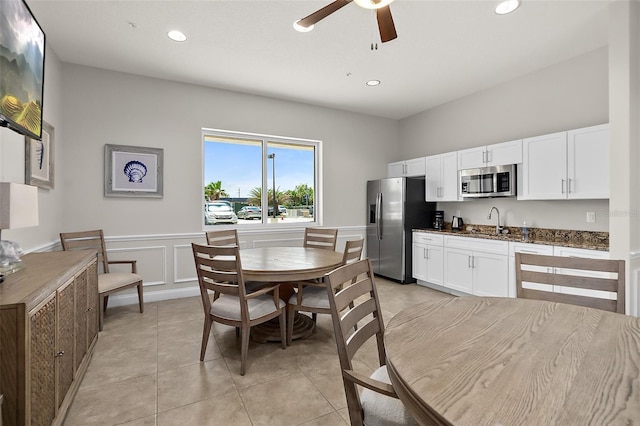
left=495, top=0, right=520, bottom=15
left=293, top=19, right=314, bottom=32
left=354, top=0, right=395, bottom=10
left=366, top=80, right=381, bottom=86
left=167, top=30, right=187, bottom=42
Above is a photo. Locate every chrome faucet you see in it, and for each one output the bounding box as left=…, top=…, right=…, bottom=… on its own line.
left=488, top=206, right=502, bottom=234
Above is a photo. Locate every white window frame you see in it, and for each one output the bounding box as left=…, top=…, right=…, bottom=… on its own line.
left=202, top=127, right=322, bottom=229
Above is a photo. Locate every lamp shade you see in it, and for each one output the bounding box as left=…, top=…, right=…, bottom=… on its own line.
left=0, top=183, right=39, bottom=230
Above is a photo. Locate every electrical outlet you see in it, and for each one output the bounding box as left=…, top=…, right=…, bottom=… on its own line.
left=586, top=212, right=596, bottom=223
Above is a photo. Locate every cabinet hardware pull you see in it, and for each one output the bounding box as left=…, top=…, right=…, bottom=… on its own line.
left=561, top=178, right=566, bottom=194
left=468, top=256, right=472, bottom=268
left=87, top=307, right=93, bottom=311
left=518, top=249, right=539, bottom=254
left=568, top=178, right=573, bottom=193
left=55, top=351, right=65, bottom=357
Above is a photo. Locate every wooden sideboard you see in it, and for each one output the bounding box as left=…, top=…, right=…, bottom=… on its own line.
left=0, top=250, right=99, bottom=426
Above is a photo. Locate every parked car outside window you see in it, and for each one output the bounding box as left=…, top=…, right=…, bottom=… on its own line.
left=205, top=202, right=238, bottom=225
left=267, top=205, right=287, bottom=216
left=237, top=206, right=262, bottom=220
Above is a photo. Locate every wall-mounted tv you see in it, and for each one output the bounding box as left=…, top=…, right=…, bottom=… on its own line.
left=0, top=0, right=45, bottom=140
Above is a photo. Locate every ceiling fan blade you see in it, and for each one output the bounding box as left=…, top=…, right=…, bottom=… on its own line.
left=297, top=0, right=352, bottom=28
left=377, top=5, right=397, bottom=43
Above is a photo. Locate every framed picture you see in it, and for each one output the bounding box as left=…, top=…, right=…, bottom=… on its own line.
left=104, top=144, right=164, bottom=198
left=25, top=121, right=54, bottom=189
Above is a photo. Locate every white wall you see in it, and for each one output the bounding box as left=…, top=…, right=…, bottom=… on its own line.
left=0, top=45, right=65, bottom=251
left=399, top=47, right=610, bottom=231
left=59, top=64, right=397, bottom=236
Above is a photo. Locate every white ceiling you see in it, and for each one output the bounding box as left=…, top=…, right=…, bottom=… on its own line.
left=28, top=0, right=610, bottom=120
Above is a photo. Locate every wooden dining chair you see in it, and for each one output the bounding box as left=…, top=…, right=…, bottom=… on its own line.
left=303, top=227, right=338, bottom=250
left=286, top=238, right=365, bottom=345
left=192, top=243, right=286, bottom=375
left=59, top=229, right=144, bottom=331
left=324, top=258, right=417, bottom=426
left=515, top=252, right=625, bottom=314
left=205, top=229, right=239, bottom=246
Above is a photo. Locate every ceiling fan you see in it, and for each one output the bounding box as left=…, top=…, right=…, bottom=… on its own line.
left=297, top=0, right=397, bottom=43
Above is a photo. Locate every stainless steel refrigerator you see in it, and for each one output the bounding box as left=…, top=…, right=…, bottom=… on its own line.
left=367, top=177, right=436, bottom=283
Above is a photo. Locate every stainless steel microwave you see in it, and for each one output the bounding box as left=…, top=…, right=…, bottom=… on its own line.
left=459, top=164, right=516, bottom=198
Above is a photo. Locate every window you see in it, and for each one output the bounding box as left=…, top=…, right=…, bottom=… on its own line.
left=202, top=128, right=320, bottom=227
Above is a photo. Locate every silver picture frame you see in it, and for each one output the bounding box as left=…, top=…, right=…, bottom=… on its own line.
left=25, top=121, right=54, bottom=189
left=104, top=144, right=164, bottom=198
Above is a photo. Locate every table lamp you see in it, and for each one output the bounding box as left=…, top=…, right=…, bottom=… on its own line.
left=0, top=182, right=39, bottom=278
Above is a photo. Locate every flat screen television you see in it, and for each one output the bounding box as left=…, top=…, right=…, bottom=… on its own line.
left=0, top=0, right=45, bottom=140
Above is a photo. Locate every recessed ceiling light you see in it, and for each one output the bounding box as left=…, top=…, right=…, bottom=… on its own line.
left=495, top=0, right=520, bottom=15
left=167, top=30, right=187, bottom=42
left=293, top=20, right=314, bottom=32
left=366, top=80, right=381, bottom=86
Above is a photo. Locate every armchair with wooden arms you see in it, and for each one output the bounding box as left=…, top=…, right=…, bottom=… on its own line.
left=60, top=229, right=144, bottom=331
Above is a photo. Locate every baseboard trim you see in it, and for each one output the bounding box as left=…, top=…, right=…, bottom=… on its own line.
left=107, top=286, right=200, bottom=307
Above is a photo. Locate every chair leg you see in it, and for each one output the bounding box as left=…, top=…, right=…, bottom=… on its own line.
left=200, top=317, right=212, bottom=361
left=235, top=327, right=240, bottom=337
left=312, top=312, right=317, bottom=323
left=286, top=305, right=295, bottom=346
left=137, top=282, right=144, bottom=313
left=103, top=295, right=109, bottom=314
left=279, top=310, right=286, bottom=349
left=240, top=327, right=250, bottom=376
left=98, top=294, right=105, bottom=332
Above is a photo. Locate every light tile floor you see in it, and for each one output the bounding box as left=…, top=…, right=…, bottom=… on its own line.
left=64, top=278, right=452, bottom=426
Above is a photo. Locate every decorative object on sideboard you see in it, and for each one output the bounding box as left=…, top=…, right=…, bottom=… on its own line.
left=0, top=182, right=39, bottom=278
left=25, top=120, right=55, bottom=189
left=104, top=144, right=164, bottom=198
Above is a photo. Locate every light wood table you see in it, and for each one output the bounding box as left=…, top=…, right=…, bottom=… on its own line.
left=384, top=297, right=640, bottom=425
left=240, top=247, right=343, bottom=342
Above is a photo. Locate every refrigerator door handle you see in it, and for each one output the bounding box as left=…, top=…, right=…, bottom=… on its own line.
left=376, top=192, right=382, bottom=240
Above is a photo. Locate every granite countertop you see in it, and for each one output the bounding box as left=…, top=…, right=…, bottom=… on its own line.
left=414, top=224, right=609, bottom=251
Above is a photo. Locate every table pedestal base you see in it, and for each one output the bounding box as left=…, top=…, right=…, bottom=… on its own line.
left=251, top=313, right=315, bottom=343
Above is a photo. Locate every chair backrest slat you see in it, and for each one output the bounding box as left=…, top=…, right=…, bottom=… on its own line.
left=192, top=243, right=245, bottom=300
left=515, top=253, right=625, bottom=314
left=341, top=238, right=365, bottom=265
left=205, top=229, right=239, bottom=247
left=304, top=227, right=338, bottom=251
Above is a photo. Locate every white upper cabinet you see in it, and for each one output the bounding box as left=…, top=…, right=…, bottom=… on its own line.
left=567, top=124, right=609, bottom=199
left=387, top=157, right=426, bottom=178
left=458, top=140, right=522, bottom=170
left=520, top=124, right=609, bottom=200
left=426, top=152, right=458, bottom=202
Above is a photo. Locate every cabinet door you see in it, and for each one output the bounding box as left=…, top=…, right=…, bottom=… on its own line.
left=567, top=124, right=609, bottom=199
left=487, top=139, right=522, bottom=166
left=56, top=279, right=75, bottom=409
left=87, top=260, right=99, bottom=348
left=444, top=247, right=473, bottom=294
left=425, top=155, right=442, bottom=201
left=440, top=152, right=459, bottom=201
left=412, top=242, right=428, bottom=281
left=473, top=252, right=509, bottom=297
left=30, top=295, right=57, bottom=426
left=426, top=244, right=444, bottom=286
left=457, top=146, right=485, bottom=170
left=386, top=161, right=405, bottom=178
left=75, top=271, right=88, bottom=371
left=520, top=132, right=567, bottom=200
left=404, top=157, right=426, bottom=177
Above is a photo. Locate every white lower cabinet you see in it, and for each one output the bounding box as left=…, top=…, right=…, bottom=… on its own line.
left=412, top=233, right=444, bottom=286
left=443, top=236, right=509, bottom=297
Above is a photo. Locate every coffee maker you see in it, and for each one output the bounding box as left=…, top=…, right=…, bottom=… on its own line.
left=433, top=210, right=444, bottom=230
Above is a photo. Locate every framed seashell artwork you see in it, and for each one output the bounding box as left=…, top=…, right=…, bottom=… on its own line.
left=104, top=144, right=164, bottom=197
left=25, top=121, right=54, bottom=189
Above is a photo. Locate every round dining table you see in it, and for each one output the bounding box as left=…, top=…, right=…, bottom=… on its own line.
left=384, top=297, right=640, bottom=426
left=239, top=246, right=344, bottom=342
